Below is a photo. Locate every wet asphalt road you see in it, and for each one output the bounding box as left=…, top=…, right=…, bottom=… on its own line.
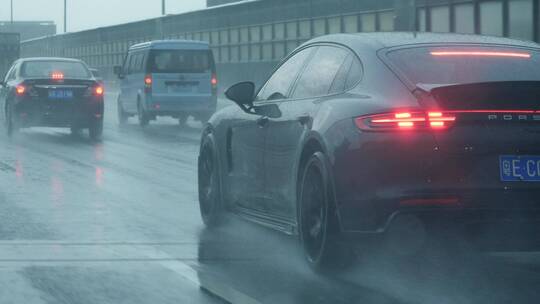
left=1, top=91, right=540, bottom=304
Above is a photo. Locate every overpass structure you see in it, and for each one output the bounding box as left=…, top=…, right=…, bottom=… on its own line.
left=19, top=0, right=540, bottom=89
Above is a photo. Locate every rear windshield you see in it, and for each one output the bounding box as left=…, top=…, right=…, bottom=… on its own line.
left=21, top=61, right=91, bottom=79
left=147, top=49, right=214, bottom=74
left=386, top=46, right=540, bottom=85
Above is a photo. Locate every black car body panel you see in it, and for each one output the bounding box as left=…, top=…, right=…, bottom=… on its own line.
left=204, top=32, right=540, bottom=239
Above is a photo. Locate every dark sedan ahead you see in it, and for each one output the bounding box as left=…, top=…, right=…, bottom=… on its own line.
left=198, top=32, right=540, bottom=270
left=0, top=57, right=104, bottom=140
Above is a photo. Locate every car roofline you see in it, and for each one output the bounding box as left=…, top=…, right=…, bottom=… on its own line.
left=129, top=39, right=210, bottom=51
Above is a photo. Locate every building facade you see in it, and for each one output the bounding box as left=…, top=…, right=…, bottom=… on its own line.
left=0, top=21, right=56, bottom=41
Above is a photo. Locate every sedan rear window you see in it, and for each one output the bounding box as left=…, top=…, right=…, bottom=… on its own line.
left=21, top=61, right=91, bottom=79
left=148, top=50, right=214, bottom=73
left=386, top=46, right=540, bottom=85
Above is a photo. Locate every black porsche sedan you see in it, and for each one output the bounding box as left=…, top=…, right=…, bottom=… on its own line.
left=0, top=57, right=104, bottom=140
left=198, top=32, right=540, bottom=270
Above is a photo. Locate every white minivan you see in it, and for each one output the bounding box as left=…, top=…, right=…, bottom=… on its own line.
left=114, top=40, right=217, bottom=126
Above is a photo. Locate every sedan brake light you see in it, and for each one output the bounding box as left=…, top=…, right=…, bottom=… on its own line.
left=51, top=72, right=65, bottom=80
left=16, top=85, right=26, bottom=96
left=94, top=86, right=104, bottom=96
left=355, top=111, right=456, bottom=131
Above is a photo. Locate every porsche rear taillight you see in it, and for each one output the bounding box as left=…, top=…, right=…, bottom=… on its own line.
left=355, top=111, right=456, bottom=131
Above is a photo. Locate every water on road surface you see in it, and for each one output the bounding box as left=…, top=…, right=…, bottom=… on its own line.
left=0, top=92, right=540, bottom=304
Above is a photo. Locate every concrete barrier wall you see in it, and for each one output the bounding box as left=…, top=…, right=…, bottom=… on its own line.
left=20, top=0, right=400, bottom=88
left=216, top=60, right=279, bottom=93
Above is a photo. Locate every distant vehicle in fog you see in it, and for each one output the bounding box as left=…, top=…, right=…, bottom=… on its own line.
left=114, top=40, right=217, bottom=127
left=0, top=57, right=104, bottom=140
left=0, top=33, right=20, bottom=81
left=198, top=32, right=540, bottom=270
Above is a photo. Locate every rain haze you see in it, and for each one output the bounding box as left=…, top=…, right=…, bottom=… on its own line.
left=0, top=0, right=205, bottom=32
left=1, top=0, right=540, bottom=303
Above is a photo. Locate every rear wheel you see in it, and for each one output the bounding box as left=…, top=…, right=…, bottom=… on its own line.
left=197, top=112, right=213, bottom=124
left=117, top=100, right=128, bottom=126
left=198, top=134, right=223, bottom=227
left=138, top=101, right=149, bottom=127
left=298, top=152, right=353, bottom=271
left=89, top=119, right=103, bottom=141
left=178, top=113, right=188, bottom=127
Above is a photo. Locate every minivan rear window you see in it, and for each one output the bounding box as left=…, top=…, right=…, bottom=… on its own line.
left=148, top=50, right=214, bottom=73
left=386, top=46, right=540, bottom=85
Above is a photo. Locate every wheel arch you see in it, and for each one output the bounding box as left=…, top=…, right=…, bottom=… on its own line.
left=295, top=132, right=341, bottom=232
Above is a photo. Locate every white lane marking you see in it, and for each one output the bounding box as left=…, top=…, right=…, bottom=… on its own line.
left=0, top=241, right=262, bottom=304
left=135, top=245, right=262, bottom=304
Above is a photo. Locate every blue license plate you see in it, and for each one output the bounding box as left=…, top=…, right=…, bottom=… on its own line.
left=500, top=155, right=540, bottom=182
left=48, top=90, right=73, bottom=99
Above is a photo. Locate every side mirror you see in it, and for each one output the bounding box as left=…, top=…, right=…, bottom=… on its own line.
left=113, top=66, right=124, bottom=78
left=225, top=82, right=255, bottom=112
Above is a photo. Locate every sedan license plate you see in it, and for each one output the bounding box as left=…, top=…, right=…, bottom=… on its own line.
left=48, top=90, right=73, bottom=99
left=500, top=155, right=540, bottom=182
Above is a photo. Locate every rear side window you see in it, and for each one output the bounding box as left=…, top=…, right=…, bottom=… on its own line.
left=147, top=49, right=214, bottom=73
left=128, top=53, right=144, bottom=74
left=21, top=61, right=90, bottom=79
left=329, top=54, right=363, bottom=94
left=387, top=46, right=540, bottom=85
left=292, top=46, right=348, bottom=99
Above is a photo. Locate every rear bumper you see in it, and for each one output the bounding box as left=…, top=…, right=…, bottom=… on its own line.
left=14, top=98, right=103, bottom=128
left=145, top=94, right=217, bottom=114
left=341, top=207, right=540, bottom=251
left=326, top=119, right=540, bottom=233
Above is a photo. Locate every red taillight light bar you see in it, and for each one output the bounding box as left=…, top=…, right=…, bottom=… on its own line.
left=430, top=51, right=531, bottom=58
left=356, top=111, right=456, bottom=131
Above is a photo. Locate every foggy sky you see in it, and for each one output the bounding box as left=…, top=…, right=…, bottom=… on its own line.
left=0, top=0, right=206, bottom=32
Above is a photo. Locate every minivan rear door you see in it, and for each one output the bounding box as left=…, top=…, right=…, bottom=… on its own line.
left=147, top=49, right=214, bottom=98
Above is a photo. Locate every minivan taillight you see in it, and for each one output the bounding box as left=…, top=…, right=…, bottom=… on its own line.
left=145, top=75, right=152, bottom=86
left=211, top=73, right=218, bottom=88
left=355, top=111, right=456, bottom=131
left=144, top=75, right=152, bottom=93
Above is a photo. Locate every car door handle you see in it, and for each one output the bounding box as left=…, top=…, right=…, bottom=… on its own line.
left=297, top=114, right=311, bottom=125
left=257, top=116, right=269, bottom=127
